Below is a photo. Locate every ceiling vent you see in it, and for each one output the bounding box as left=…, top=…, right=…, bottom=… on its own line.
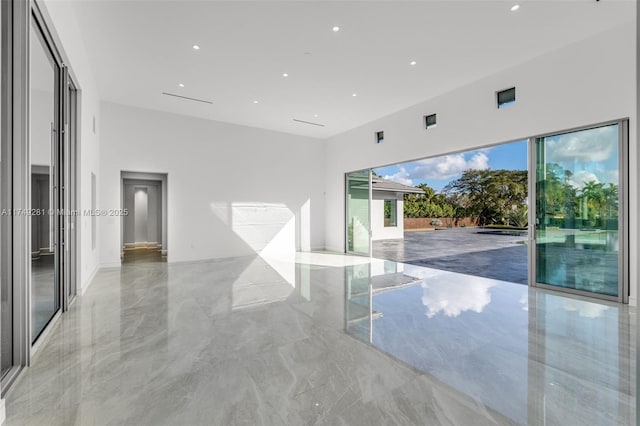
left=293, top=119, right=325, bottom=127
left=162, top=92, right=213, bottom=104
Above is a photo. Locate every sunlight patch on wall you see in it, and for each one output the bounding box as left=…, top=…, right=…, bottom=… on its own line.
left=231, top=202, right=294, bottom=253
left=208, top=201, right=312, bottom=309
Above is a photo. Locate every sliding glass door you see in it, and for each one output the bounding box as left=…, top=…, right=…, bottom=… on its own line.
left=30, top=16, right=62, bottom=343
left=346, top=170, right=371, bottom=255
left=533, top=122, right=627, bottom=301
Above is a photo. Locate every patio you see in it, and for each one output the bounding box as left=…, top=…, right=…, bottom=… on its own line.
left=373, top=227, right=528, bottom=284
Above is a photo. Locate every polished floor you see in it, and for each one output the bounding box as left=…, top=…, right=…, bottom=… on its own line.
left=5, top=253, right=636, bottom=425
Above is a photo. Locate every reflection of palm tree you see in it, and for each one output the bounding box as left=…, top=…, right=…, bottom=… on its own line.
left=580, top=181, right=604, bottom=226
left=579, top=181, right=618, bottom=226
left=603, top=184, right=618, bottom=220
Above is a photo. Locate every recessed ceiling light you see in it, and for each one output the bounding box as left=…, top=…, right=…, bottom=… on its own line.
left=410, top=61, right=417, bottom=66
left=282, top=73, right=289, bottom=77
left=314, top=114, right=319, bottom=118
left=253, top=100, right=259, bottom=104
left=192, top=44, right=200, bottom=50
left=510, top=4, right=520, bottom=11
left=352, top=93, right=357, bottom=97
left=332, top=26, right=340, bottom=32
left=179, top=83, right=185, bottom=88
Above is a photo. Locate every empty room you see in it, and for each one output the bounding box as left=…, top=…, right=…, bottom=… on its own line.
left=0, top=1, right=638, bottom=425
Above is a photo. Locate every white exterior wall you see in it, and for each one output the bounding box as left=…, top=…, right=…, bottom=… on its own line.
left=371, top=193, right=404, bottom=241
left=99, top=102, right=326, bottom=266
left=324, top=24, right=638, bottom=304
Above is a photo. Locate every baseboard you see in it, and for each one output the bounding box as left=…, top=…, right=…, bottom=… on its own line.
left=310, top=246, right=330, bottom=252
left=99, top=262, right=122, bottom=270
left=80, top=265, right=99, bottom=296
left=323, top=245, right=344, bottom=254
left=124, top=242, right=161, bottom=248
left=0, top=397, right=5, bottom=425
left=167, top=253, right=256, bottom=266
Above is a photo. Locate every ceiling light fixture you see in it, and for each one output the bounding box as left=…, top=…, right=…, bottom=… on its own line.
left=332, top=26, right=340, bottom=32
left=410, top=61, right=417, bottom=66
left=314, top=114, right=319, bottom=118
left=352, top=93, right=357, bottom=97
left=192, top=44, right=200, bottom=50
left=282, top=73, right=289, bottom=77
left=253, top=100, right=259, bottom=104
left=179, top=83, right=185, bottom=88
left=510, top=4, right=520, bottom=11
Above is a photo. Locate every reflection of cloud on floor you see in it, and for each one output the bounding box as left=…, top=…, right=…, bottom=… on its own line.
left=519, top=293, right=529, bottom=311
left=420, top=272, right=497, bottom=318
left=562, top=299, right=609, bottom=318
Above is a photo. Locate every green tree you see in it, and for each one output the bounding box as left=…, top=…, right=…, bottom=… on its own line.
left=444, top=169, right=528, bottom=226
left=403, top=183, right=457, bottom=219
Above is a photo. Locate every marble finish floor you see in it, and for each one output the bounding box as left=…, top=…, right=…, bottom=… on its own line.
left=5, top=253, right=636, bottom=425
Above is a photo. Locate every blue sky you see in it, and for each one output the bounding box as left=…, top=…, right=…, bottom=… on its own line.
left=373, top=140, right=528, bottom=192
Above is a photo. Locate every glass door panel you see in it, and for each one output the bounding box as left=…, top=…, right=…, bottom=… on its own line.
left=534, top=123, right=621, bottom=298
left=346, top=170, right=371, bottom=255
left=0, top=0, right=9, bottom=375
left=30, top=19, right=60, bottom=342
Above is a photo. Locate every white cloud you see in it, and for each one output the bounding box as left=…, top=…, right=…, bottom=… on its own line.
left=567, top=170, right=600, bottom=189
left=383, top=167, right=413, bottom=187
left=409, top=151, right=490, bottom=181
left=605, top=170, right=619, bottom=184
left=546, top=125, right=617, bottom=163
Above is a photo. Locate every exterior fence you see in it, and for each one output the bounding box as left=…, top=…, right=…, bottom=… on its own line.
left=404, top=217, right=480, bottom=229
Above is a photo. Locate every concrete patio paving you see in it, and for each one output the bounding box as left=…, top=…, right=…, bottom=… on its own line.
left=373, top=227, right=528, bottom=284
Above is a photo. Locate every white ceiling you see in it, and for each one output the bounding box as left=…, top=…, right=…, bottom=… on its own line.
left=68, top=0, right=634, bottom=139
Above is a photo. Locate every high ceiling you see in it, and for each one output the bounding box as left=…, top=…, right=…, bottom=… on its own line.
left=69, top=0, right=634, bottom=138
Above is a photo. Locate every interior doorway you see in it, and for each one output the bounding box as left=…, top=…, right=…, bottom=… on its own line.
left=120, top=172, right=168, bottom=263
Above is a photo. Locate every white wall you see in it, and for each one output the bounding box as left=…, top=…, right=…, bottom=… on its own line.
left=40, top=1, right=102, bottom=293
left=99, top=102, right=326, bottom=266
left=371, top=194, right=403, bottom=241
left=325, top=23, right=638, bottom=303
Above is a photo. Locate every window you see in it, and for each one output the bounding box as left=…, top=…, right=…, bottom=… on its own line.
left=376, top=131, right=384, bottom=144
left=497, top=87, right=516, bottom=108
left=425, top=114, right=437, bottom=129
left=384, top=200, right=397, bottom=227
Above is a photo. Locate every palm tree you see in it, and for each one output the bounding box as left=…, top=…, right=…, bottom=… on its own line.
left=580, top=181, right=605, bottom=226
